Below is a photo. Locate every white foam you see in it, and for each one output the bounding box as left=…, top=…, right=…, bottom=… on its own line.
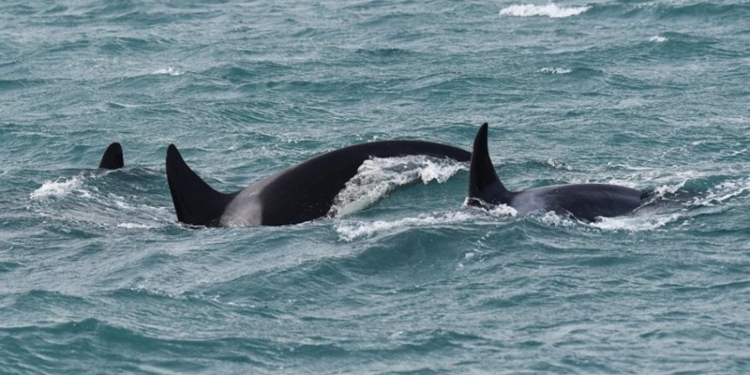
left=487, top=204, right=519, bottom=218
left=30, top=176, right=84, bottom=200
left=652, top=179, right=689, bottom=199
left=649, top=35, right=668, bottom=43
left=546, top=158, right=573, bottom=170
left=500, top=3, right=590, bottom=18
left=151, top=67, right=183, bottom=76
left=117, top=223, right=155, bottom=229
left=691, top=179, right=750, bottom=207
left=539, top=67, right=573, bottom=75
left=591, top=213, right=681, bottom=231
left=329, top=156, right=466, bottom=217
left=335, top=211, right=476, bottom=242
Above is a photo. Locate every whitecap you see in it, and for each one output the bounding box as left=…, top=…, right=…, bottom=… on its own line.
left=335, top=211, right=477, bottom=242
left=151, top=67, right=183, bottom=76
left=500, top=3, right=591, bottom=18
left=652, top=179, right=689, bottom=199
left=328, top=155, right=467, bottom=218
left=690, top=179, right=750, bottom=207
left=546, top=158, right=573, bottom=170
left=30, top=176, right=84, bottom=200
left=539, top=67, right=573, bottom=75
left=649, top=35, right=668, bottom=43
left=117, top=223, right=155, bottom=229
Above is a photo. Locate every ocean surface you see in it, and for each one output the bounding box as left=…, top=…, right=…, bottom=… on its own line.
left=2, top=0, right=750, bottom=374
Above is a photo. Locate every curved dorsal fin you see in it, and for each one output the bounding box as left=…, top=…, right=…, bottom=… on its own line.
left=468, top=123, right=512, bottom=206
left=99, top=142, right=124, bottom=169
left=166, top=145, right=235, bottom=226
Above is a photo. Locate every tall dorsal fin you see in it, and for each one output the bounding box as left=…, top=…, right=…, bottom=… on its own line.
left=166, top=145, right=236, bottom=226
left=468, top=123, right=512, bottom=206
left=98, top=142, right=124, bottom=169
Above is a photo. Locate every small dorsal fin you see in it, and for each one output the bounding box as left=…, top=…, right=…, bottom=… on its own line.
left=98, top=142, right=124, bottom=169
left=468, top=123, right=512, bottom=206
left=166, top=144, right=235, bottom=226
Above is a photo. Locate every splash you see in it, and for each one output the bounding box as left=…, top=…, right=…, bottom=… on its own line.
left=328, top=155, right=467, bottom=217
left=500, top=3, right=591, bottom=18
left=487, top=204, right=519, bottom=218
left=539, top=67, right=573, bottom=75
left=546, top=158, right=573, bottom=170
left=30, top=176, right=85, bottom=200
left=652, top=179, right=689, bottom=198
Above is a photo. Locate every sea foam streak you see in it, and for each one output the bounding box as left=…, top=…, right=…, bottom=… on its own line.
left=590, top=213, right=682, bottom=231
left=329, top=155, right=466, bottom=218
left=691, top=179, right=750, bottom=207
left=500, top=3, right=590, bottom=18
left=335, top=211, right=477, bottom=242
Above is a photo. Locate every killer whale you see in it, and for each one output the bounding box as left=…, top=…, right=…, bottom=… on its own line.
left=167, top=140, right=471, bottom=227
left=467, top=123, right=647, bottom=222
left=99, top=142, right=124, bottom=169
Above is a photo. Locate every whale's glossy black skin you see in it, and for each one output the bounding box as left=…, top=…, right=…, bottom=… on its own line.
left=99, top=142, right=124, bottom=170
left=467, top=123, right=646, bottom=222
left=167, top=140, right=471, bottom=227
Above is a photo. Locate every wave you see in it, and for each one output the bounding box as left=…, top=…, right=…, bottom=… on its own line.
left=335, top=211, right=479, bottom=242
left=500, top=3, right=591, bottom=18
left=689, top=178, right=750, bottom=207
left=151, top=67, right=183, bottom=76
left=27, top=169, right=174, bottom=231
left=333, top=171, right=750, bottom=237
left=328, top=155, right=467, bottom=218
left=29, top=175, right=86, bottom=200
left=655, top=2, right=750, bottom=21
left=539, top=67, right=573, bottom=75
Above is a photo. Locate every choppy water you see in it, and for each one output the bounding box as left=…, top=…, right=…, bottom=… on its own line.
left=2, top=0, right=750, bottom=374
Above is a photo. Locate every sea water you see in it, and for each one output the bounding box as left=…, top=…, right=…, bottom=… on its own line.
left=1, top=1, right=749, bottom=374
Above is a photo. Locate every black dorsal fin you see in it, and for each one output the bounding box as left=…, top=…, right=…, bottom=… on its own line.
left=99, top=142, right=124, bottom=169
left=166, top=144, right=235, bottom=226
left=468, top=123, right=512, bottom=206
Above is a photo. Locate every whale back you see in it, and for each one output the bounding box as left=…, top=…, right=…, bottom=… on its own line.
left=258, top=140, right=471, bottom=226
left=166, top=140, right=470, bottom=227
left=466, top=123, right=645, bottom=221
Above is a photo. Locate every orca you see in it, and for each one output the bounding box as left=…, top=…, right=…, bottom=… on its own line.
left=166, top=140, right=471, bottom=227
left=99, top=142, right=124, bottom=169
left=467, top=123, right=647, bottom=222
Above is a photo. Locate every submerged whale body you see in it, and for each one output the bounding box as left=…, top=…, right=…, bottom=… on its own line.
left=99, top=142, right=124, bottom=169
left=467, top=123, right=646, bottom=222
left=167, top=140, right=471, bottom=227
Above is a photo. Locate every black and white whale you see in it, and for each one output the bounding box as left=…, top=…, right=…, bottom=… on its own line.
left=99, top=142, right=124, bottom=170
left=467, top=123, right=647, bottom=222
left=166, top=140, right=471, bottom=227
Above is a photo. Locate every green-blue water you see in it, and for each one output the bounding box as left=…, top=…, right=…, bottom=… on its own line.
left=2, top=1, right=750, bottom=373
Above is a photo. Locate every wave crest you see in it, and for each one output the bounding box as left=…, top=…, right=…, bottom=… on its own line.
left=500, top=3, right=591, bottom=18
left=328, top=155, right=466, bottom=218
left=335, top=211, right=477, bottom=242
left=29, top=176, right=86, bottom=200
